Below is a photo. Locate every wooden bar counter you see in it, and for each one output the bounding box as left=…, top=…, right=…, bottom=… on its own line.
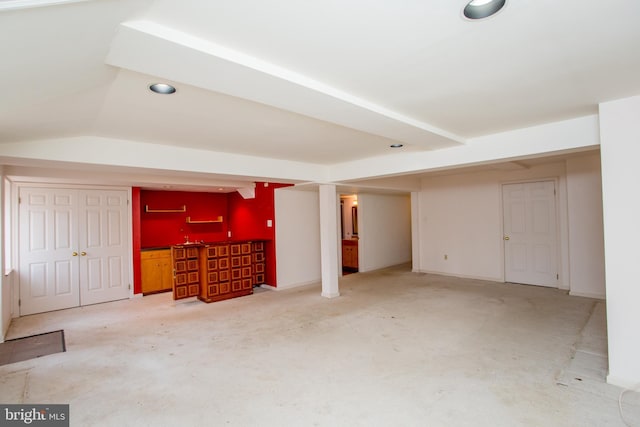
left=170, top=241, right=265, bottom=303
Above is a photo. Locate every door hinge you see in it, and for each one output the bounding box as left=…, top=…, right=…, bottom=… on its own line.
left=557, top=273, right=559, bottom=280
left=18, top=197, right=21, bottom=204
left=554, top=189, right=556, bottom=196
left=18, top=299, right=21, bottom=307
left=128, top=284, right=131, bottom=290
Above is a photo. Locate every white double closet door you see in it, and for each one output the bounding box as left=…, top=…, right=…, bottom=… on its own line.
left=18, top=187, right=130, bottom=315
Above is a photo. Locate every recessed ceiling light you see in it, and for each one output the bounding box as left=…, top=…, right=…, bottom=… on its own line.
left=463, top=0, right=506, bottom=20
left=390, top=144, right=404, bottom=148
left=149, top=83, right=176, bottom=94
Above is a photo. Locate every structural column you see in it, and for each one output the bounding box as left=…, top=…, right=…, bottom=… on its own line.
left=410, top=191, right=421, bottom=272
left=599, top=95, right=640, bottom=388
left=319, top=184, right=340, bottom=298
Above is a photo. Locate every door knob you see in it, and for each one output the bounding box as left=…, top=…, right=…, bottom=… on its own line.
left=81, top=251, right=87, bottom=256
left=504, top=236, right=510, bottom=241
left=72, top=252, right=78, bottom=256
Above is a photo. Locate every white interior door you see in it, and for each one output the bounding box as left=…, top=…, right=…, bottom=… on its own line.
left=78, top=190, right=130, bottom=306
left=18, top=187, right=130, bottom=315
left=503, top=181, right=558, bottom=287
left=19, top=188, right=80, bottom=315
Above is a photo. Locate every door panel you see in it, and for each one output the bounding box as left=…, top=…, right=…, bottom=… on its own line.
left=19, top=188, right=80, bottom=315
left=503, top=181, right=558, bottom=287
left=19, top=187, right=130, bottom=315
left=78, top=190, right=130, bottom=306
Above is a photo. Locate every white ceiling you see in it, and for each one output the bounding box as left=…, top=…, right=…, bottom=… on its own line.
left=0, top=0, right=639, bottom=187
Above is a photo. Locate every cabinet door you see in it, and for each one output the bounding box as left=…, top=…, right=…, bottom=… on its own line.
left=186, top=247, right=199, bottom=258
left=160, top=257, right=173, bottom=290
left=219, top=270, right=230, bottom=282
left=342, top=246, right=351, bottom=267
left=175, top=260, right=187, bottom=273
left=141, top=257, right=164, bottom=294
left=206, top=246, right=217, bottom=258
left=218, top=245, right=229, bottom=257
left=207, top=283, right=219, bottom=296
left=342, top=242, right=358, bottom=269
left=175, top=285, right=188, bottom=299
left=173, top=247, right=186, bottom=260
left=188, top=284, right=200, bottom=297
left=142, top=250, right=173, bottom=294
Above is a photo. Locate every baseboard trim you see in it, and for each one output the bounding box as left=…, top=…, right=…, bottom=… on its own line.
left=321, top=291, right=340, bottom=299
left=415, top=269, right=502, bottom=283
left=607, top=374, right=640, bottom=390
left=260, top=279, right=320, bottom=291
left=569, top=290, right=606, bottom=300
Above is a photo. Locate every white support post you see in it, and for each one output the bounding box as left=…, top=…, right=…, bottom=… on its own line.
left=599, top=95, right=640, bottom=388
left=410, top=191, right=421, bottom=272
left=319, top=184, right=340, bottom=298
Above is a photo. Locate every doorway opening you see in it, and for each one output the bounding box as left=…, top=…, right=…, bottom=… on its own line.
left=340, top=195, right=358, bottom=275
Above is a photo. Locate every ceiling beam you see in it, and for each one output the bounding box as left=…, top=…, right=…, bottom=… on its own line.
left=105, top=20, right=466, bottom=151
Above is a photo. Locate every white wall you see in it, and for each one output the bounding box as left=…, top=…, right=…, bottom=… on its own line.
left=566, top=154, right=606, bottom=299
left=0, top=168, right=10, bottom=341
left=358, top=193, right=411, bottom=272
left=275, top=189, right=412, bottom=289
left=274, top=187, right=321, bottom=289
left=599, top=95, right=640, bottom=388
left=415, top=161, right=583, bottom=285
left=418, top=171, right=504, bottom=280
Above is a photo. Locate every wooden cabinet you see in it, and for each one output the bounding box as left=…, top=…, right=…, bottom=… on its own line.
left=197, top=241, right=266, bottom=303
left=252, top=241, right=266, bottom=285
left=172, top=245, right=201, bottom=300
left=199, top=243, right=228, bottom=302
left=141, top=249, right=173, bottom=295
left=342, top=239, right=359, bottom=272
left=169, top=240, right=266, bottom=303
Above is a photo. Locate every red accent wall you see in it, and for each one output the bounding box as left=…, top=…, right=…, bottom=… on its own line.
left=132, top=187, right=142, bottom=295
left=228, top=182, right=292, bottom=286
left=140, top=190, right=228, bottom=248
left=132, top=183, right=292, bottom=293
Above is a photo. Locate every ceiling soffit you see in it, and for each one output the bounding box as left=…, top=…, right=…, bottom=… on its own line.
left=105, top=20, right=466, bottom=151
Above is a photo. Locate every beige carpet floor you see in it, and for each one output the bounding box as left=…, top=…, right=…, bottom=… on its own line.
left=1, top=265, right=638, bottom=426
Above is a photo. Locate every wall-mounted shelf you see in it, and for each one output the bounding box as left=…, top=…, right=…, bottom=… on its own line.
left=186, top=216, right=223, bottom=224
left=145, top=205, right=186, bottom=213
